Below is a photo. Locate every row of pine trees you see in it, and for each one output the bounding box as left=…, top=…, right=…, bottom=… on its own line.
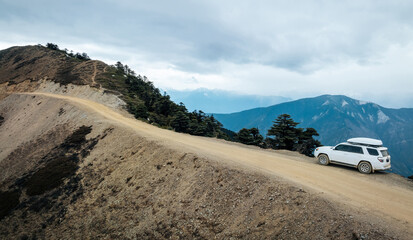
left=235, top=114, right=321, bottom=156
left=113, top=62, right=228, bottom=139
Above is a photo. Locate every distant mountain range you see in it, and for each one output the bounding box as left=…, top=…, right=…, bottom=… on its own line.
left=167, top=88, right=291, bottom=113
left=214, top=95, right=413, bottom=177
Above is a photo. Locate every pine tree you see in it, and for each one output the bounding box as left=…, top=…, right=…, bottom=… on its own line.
left=171, top=111, right=190, bottom=133
left=267, top=114, right=299, bottom=150
left=295, top=128, right=321, bottom=156
left=129, top=103, right=148, bottom=119
left=237, top=128, right=264, bottom=146
left=46, top=43, right=59, bottom=50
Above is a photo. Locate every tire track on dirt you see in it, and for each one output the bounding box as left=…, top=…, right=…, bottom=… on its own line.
left=90, top=61, right=97, bottom=86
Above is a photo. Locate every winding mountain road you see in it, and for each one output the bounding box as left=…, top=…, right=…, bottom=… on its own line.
left=17, top=91, right=413, bottom=234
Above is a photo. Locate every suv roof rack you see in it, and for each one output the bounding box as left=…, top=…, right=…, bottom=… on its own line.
left=347, top=137, right=383, bottom=148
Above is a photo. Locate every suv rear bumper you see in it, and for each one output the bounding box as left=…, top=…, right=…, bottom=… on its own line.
left=374, top=164, right=391, bottom=171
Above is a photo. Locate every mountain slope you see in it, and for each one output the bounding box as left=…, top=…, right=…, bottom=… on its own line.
left=0, top=45, right=105, bottom=86
left=1, top=45, right=413, bottom=239
left=214, top=95, right=413, bottom=177
left=1, top=91, right=413, bottom=239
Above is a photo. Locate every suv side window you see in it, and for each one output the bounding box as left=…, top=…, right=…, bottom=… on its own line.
left=334, top=144, right=348, bottom=151
left=367, top=148, right=379, bottom=156
left=348, top=146, right=363, bottom=154
left=335, top=144, right=363, bottom=154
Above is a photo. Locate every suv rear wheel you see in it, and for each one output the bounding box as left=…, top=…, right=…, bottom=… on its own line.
left=318, top=154, right=330, bottom=165
left=358, top=162, right=372, bottom=174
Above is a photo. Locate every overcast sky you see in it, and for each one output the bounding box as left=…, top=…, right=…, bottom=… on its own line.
left=1, top=0, right=413, bottom=108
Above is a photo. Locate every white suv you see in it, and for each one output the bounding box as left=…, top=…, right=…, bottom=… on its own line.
left=314, top=138, right=391, bottom=174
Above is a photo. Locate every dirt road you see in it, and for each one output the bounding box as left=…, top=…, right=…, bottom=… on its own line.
left=17, top=92, right=413, bottom=233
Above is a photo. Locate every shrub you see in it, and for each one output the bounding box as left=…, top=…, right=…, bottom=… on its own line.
left=0, top=190, right=20, bottom=220
left=25, top=156, right=78, bottom=196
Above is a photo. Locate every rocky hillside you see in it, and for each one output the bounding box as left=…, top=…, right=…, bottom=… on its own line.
left=214, top=95, right=413, bottom=177
left=1, top=90, right=404, bottom=240
left=0, top=45, right=411, bottom=239
left=0, top=45, right=105, bottom=87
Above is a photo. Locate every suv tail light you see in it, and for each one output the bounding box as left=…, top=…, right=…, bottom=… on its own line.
left=377, top=157, right=385, bottom=163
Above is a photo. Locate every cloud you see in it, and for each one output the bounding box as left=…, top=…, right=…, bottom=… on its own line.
left=158, top=42, right=413, bottom=108
left=1, top=0, right=413, bottom=107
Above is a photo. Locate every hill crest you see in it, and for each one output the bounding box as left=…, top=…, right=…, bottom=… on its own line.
left=0, top=45, right=106, bottom=87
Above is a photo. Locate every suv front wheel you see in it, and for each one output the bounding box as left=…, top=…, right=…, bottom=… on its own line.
left=318, top=154, right=330, bottom=166
left=358, top=162, right=372, bottom=174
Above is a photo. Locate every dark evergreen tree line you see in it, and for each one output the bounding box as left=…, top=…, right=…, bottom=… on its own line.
left=113, top=60, right=320, bottom=154
left=46, top=43, right=90, bottom=61
left=235, top=114, right=321, bottom=156
left=113, top=61, right=229, bottom=139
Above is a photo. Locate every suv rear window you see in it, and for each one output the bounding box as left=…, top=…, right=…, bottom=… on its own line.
left=367, top=148, right=379, bottom=156
left=380, top=150, right=389, bottom=157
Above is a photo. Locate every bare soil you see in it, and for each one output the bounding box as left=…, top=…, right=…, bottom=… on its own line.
left=1, top=89, right=413, bottom=239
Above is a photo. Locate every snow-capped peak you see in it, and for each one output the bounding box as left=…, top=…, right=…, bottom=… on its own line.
left=377, top=110, right=390, bottom=124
